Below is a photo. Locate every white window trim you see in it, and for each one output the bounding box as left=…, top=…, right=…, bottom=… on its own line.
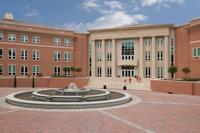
left=20, top=65, right=28, bottom=76
left=8, top=48, right=16, bottom=60
left=54, top=66, right=61, bottom=76
left=8, top=64, right=16, bottom=75
left=54, top=51, right=61, bottom=61
left=0, top=32, right=3, bottom=40
left=64, top=39, right=71, bottom=46
left=0, top=48, right=3, bottom=59
left=32, top=65, right=40, bottom=75
left=0, top=64, right=3, bottom=75
left=8, top=34, right=16, bottom=42
left=21, top=49, right=28, bottom=60
left=54, top=37, right=61, bottom=45
left=20, top=35, right=28, bottom=43
left=64, top=52, right=71, bottom=62
left=32, top=50, right=40, bottom=60
left=32, top=36, right=40, bottom=44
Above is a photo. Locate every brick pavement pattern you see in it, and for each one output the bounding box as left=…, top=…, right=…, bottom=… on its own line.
left=0, top=88, right=200, bottom=133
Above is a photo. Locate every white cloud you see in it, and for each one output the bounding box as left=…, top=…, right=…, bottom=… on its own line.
left=104, top=1, right=124, bottom=9
left=140, top=0, right=185, bottom=7
left=82, top=0, right=99, bottom=10
left=63, top=11, right=147, bottom=32
left=25, top=6, right=39, bottom=17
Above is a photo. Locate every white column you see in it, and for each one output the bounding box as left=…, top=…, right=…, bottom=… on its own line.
left=139, top=37, right=144, bottom=78
left=164, top=36, right=169, bottom=79
left=151, top=36, right=156, bottom=79
left=112, top=39, right=116, bottom=78
left=91, top=40, right=96, bottom=77
left=102, top=40, right=106, bottom=77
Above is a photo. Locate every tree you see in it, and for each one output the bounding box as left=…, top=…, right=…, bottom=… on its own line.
left=32, top=75, right=35, bottom=88
left=62, top=67, right=71, bottom=76
left=168, top=66, right=178, bottom=79
left=182, top=67, right=191, bottom=77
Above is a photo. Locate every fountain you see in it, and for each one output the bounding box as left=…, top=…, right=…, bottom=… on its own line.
left=6, top=83, right=132, bottom=109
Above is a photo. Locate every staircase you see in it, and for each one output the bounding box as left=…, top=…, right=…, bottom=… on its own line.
left=84, top=78, right=151, bottom=91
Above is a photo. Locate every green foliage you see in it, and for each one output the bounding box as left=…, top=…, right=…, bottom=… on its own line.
left=182, top=77, right=200, bottom=81
left=182, top=67, right=191, bottom=77
left=168, top=66, right=178, bottom=79
left=75, top=67, right=82, bottom=72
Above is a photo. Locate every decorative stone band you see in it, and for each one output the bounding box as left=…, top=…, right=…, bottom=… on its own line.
left=6, top=89, right=132, bottom=109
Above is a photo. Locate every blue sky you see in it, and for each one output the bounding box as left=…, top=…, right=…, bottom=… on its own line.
left=0, top=0, right=199, bottom=32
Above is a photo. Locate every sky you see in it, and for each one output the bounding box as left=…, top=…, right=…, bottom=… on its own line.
left=0, top=0, right=199, bottom=32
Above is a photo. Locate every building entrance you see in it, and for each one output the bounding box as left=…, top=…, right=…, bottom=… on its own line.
left=122, top=66, right=135, bottom=77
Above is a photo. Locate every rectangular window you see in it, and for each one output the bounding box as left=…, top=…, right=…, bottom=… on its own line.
left=145, top=67, right=151, bottom=78
left=121, top=39, right=134, bottom=60
left=106, top=67, right=112, bottom=77
left=54, top=37, right=61, bottom=45
left=0, top=48, right=3, bottom=58
left=157, top=51, right=163, bottom=61
left=21, top=49, right=28, bottom=60
left=97, top=41, right=102, bottom=48
left=9, top=49, right=16, bottom=59
left=64, top=39, right=71, bottom=46
left=145, top=51, right=151, bottom=61
left=97, top=67, right=102, bottom=77
left=8, top=65, right=16, bottom=75
left=0, top=64, right=3, bottom=75
left=32, top=50, right=39, bottom=60
left=144, top=38, right=151, bottom=46
left=157, top=67, right=163, bottom=79
left=21, top=65, right=28, bottom=76
left=32, top=65, right=40, bottom=75
left=0, top=32, right=3, bottom=40
left=8, top=34, right=16, bottom=42
left=107, top=40, right=112, bottom=48
left=32, top=36, right=40, bottom=44
left=54, top=51, right=61, bottom=61
left=97, top=52, right=102, bottom=62
left=64, top=52, right=71, bottom=62
left=54, top=66, right=61, bottom=76
left=170, top=38, right=175, bottom=65
left=157, top=37, right=163, bottom=46
left=20, top=35, right=28, bottom=43
left=107, top=52, right=112, bottom=61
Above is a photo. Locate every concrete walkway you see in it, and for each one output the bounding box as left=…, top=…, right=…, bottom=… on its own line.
left=0, top=87, right=200, bottom=133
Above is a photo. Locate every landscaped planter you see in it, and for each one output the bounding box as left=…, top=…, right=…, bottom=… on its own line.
left=151, top=79, right=200, bottom=96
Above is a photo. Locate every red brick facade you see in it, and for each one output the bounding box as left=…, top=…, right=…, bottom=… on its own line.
left=0, top=19, right=88, bottom=78
left=175, top=18, right=200, bottom=78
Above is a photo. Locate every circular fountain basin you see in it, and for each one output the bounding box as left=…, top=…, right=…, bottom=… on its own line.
left=32, top=89, right=110, bottom=102
left=6, top=89, right=132, bottom=109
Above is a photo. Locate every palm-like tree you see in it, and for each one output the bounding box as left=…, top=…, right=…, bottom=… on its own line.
left=168, top=66, right=178, bottom=79
left=182, top=67, right=191, bottom=78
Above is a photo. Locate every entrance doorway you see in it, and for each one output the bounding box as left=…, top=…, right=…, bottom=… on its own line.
left=122, top=66, right=135, bottom=77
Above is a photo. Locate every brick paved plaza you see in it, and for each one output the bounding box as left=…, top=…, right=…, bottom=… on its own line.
left=0, top=88, right=200, bottom=133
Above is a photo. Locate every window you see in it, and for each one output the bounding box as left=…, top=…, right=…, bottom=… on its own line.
left=32, top=36, right=40, bottom=44
left=9, top=49, right=16, bottom=59
left=144, top=38, right=151, bottom=46
left=106, top=67, right=112, bottom=77
left=97, top=41, right=101, bottom=48
left=21, top=49, right=28, bottom=60
left=32, top=50, right=39, bottom=60
left=157, top=37, right=163, bottom=46
left=157, top=67, right=163, bottom=79
left=121, top=39, right=134, bottom=60
left=0, top=32, right=3, bottom=40
left=54, top=66, right=61, bottom=76
left=107, top=40, right=112, bottom=48
left=54, top=51, right=61, bottom=61
left=145, top=67, right=151, bottom=78
left=20, top=35, right=28, bottom=43
left=64, top=52, right=71, bottom=62
left=157, top=51, right=163, bottom=61
left=8, top=65, right=16, bottom=75
left=193, top=48, right=200, bottom=58
left=21, top=65, right=28, bottom=76
left=170, top=38, right=175, bottom=65
left=0, top=48, right=2, bottom=58
left=0, top=64, right=3, bottom=75
left=54, top=37, right=61, bottom=45
left=97, top=52, right=102, bottom=61
left=64, top=67, right=71, bottom=76
left=8, top=34, right=16, bottom=42
left=64, top=39, right=71, bottom=46
left=32, top=65, right=40, bottom=75
left=145, top=51, right=151, bottom=61
left=107, top=52, right=112, bottom=61
left=97, top=67, right=102, bottom=77
left=122, top=66, right=135, bottom=77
